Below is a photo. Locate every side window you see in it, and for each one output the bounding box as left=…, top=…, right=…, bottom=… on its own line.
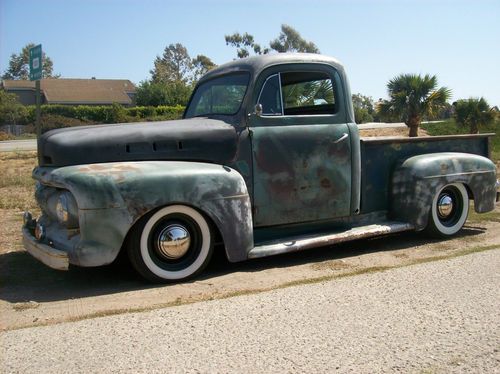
left=281, top=71, right=336, bottom=116
left=257, top=74, right=283, bottom=116
left=257, top=71, right=337, bottom=117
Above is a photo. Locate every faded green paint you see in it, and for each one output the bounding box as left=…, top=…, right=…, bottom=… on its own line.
left=23, top=54, right=499, bottom=274
left=32, top=161, right=253, bottom=265
left=360, top=134, right=492, bottom=214
left=248, top=62, right=355, bottom=226
left=391, top=152, right=497, bottom=230
left=251, top=123, right=352, bottom=226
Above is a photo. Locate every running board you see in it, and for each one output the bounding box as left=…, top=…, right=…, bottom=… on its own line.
left=248, top=222, right=414, bottom=259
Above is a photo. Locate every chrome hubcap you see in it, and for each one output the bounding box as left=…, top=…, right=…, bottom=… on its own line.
left=157, top=224, right=191, bottom=260
left=437, top=194, right=454, bottom=218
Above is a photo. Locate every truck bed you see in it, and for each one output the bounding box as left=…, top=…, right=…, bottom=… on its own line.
left=359, top=133, right=493, bottom=213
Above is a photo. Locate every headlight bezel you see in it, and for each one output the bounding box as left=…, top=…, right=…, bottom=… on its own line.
left=54, top=190, right=79, bottom=228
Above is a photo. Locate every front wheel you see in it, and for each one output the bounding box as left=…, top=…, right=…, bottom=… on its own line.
left=127, top=205, right=213, bottom=282
left=425, top=183, right=469, bottom=237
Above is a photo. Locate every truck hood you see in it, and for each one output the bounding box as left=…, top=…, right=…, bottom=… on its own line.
left=37, top=118, right=238, bottom=167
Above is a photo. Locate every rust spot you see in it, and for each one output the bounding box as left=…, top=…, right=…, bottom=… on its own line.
left=254, top=138, right=294, bottom=176
left=77, top=163, right=141, bottom=173
left=320, top=178, right=331, bottom=188
left=127, top=204, right=150, bottom=220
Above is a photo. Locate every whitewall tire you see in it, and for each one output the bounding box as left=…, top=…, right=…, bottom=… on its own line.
left=127, top=205, right=213, bottom=282
left=425, top=183, right=469, bottom=237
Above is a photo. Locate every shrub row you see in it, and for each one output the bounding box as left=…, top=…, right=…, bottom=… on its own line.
left=25, top=104, right=185, bottom=124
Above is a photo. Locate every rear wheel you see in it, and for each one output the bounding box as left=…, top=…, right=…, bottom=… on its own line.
left=127, top=205, right=213, bottom=282
left=425, top=183, right=469, bottom=237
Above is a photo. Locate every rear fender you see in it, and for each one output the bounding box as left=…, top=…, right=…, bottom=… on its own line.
left=391, top=152, right=497, bottom=230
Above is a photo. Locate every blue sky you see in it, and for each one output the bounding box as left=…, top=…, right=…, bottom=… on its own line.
left=1, top=0, right=499, bottom=105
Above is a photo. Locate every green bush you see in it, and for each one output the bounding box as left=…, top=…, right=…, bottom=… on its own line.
left=135, top=80, right=192, bottom=107
left=421, top=118, right=500, bottom=162
left=0, top=90, right=29, bottom=125
left=25, top=114, right=96, bottom=133
left=152, top=105, right=185, bottom=119
left=25, top=104, right=185, bottom=125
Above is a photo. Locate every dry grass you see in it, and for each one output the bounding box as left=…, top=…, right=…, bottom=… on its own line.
left=0, top=152, right=38, bottom=257
left=0, top=209, right=25, bottom=254
left=0, top=151, right=38, bottom=210
left=359, top=127, right=429, bottom=137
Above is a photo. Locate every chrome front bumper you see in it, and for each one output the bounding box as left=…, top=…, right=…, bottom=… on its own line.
left=22, top=226, right=69, bottom=271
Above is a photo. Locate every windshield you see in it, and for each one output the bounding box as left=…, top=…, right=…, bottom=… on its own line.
left=185, top=72, right=250, bottom=118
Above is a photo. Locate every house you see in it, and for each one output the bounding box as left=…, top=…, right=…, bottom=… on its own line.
left=1, top=78, right=136, bottom=106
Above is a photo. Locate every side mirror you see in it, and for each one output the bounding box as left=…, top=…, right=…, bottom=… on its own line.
left=254, top=103, right=263, bottom=117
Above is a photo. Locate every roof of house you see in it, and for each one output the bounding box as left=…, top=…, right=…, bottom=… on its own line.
left=2, top=78, right=136, bottom=105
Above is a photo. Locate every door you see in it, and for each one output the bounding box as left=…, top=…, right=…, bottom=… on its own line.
left=250, top=67, right=352, bottom=227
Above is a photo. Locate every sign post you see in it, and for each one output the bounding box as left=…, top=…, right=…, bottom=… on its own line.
left=29, top=44, right=42, bottom=139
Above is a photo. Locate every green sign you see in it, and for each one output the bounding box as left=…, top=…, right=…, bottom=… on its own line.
left=29, top=44, right=42, bottom=81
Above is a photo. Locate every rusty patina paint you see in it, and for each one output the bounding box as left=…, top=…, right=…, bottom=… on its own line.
left=360, top=134, right=493, bottom=214
left=247, top=61, right=358, bottom=227
left=33, top=161, right=253, bottom=266
left=251, top=124, right=352, bottom=226
left=391, top=152, right=497, bottom=230
left=23, top=54, right=499, bottom=275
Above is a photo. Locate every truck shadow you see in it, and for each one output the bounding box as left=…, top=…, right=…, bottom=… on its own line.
left=0, top=226, right=486, bottom=304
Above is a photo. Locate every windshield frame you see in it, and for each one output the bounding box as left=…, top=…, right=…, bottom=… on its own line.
left=184, top=71, right=251, bottom=119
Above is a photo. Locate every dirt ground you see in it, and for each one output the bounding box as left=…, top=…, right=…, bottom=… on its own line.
left=1, top=208, right=499, bottom=331
left=0, top=131, right=498, bottom=331
left=359, top=127, right=429, bottom=137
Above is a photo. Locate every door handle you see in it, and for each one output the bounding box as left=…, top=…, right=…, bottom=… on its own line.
left=333, top=133, right=349, bottom=144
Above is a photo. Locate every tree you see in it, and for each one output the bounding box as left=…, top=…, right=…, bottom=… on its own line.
left=147, top=44, right=216, bottom=106
left=2, top=43, right=58, bottom=80
left=0, top=90, right=29, bottom=125
left=453, top=97, right=495, bottom=134
left=151, top=43, right=193, bottom=84
left=135, top=80, right=192, bottom=107
left=269, top=24, right=320, bottom=53
left=225, top=32, right=269, bottom=58
left=192, top=54, right=217, bottom=81
left=151, top=44, right=216, bottom=85
left=376, top=74, right=451, bottom=137
left=226, top=24, right=320, bottom=59
left=352, top=94, right=376, bottom=123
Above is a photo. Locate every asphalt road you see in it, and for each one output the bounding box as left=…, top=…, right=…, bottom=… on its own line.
left=2, top=249, right=498, bottom=373
left=0, top=139, right=37, bottom=152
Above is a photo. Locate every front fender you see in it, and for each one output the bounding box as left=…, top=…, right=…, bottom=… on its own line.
left=34, top=161, right=254, bottom=264
left=391, top=152, right=497, bottom=230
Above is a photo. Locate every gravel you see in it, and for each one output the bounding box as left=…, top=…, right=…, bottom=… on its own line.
left=2, top=249, right=499, bottom=373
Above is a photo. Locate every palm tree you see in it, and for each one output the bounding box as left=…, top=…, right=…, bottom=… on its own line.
left=376, top=74, right=451, bottom=137
left=453, top=97, right=494, bottom=134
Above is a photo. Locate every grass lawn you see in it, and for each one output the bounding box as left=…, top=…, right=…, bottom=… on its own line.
left=421, top=118, right=500, bottom=163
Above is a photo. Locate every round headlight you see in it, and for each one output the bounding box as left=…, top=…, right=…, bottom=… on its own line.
left=56, top=193, right=69, bottom=224
left=55, top=191, right=79, bottom=228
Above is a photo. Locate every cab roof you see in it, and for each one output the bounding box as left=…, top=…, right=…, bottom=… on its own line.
left=200, top=53, right=346, bottom=83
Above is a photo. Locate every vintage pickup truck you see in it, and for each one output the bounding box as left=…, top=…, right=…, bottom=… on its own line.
left=23, top=53, right=499, bottom=282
